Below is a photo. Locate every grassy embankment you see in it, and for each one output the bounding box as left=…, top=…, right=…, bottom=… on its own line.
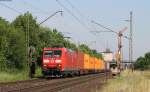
left=0, top=67, right=42, bottom=83
left=97, top=70, right=150, bottom=92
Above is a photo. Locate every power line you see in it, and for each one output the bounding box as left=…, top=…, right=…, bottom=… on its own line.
left=91, top=20, right=130, bottom=40
left=57, top=0, right=101, bottom=49
left=65, top=0, right=84, bottom=19
left=91, top=20, right=118, bottom=34
left=65, top=0, right=99, bottom=35
left=22, top=0, right=49, bottom=14
left=0, top=3, right=22, bottom=14
left=65, top=0, right=130, bottom=56
left=56, top=0, right=93, bottom=32
left=64, top=0, right=108, bottom=50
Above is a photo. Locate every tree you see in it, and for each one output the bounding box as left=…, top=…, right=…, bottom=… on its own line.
left=78, top=44, right=103, bottom=59
left=144, top=52, right=150, bottom=69
left=12, top=12, right=40, bottom=47
left=12, top=12, right=41, bottom=68
left=79, top=44, right=90, bottom=54
left=134, top=52, right=150, bottom=70
left=134, top=57, right=145, bottom=70
left=0, top=17, right=26, bottom=70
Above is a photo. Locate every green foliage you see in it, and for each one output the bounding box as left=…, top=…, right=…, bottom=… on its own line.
left=0, top=70, right=29, bottom=83
left=0, top=12, right=103, bottom=72
left=134, top=57, right=145, bottom=70
left=12, top=12, right=40, bottom=46
left=7, top=28, right=26, bottom=69
left=144, top=52, right=150, bottom=67
left=79, top=44, right=103, bottom=59
left=134, top=52, right=150, bottom=70
left=0, top=17, right=26, bottom=71
left=0, top=51, right=7, bottom=71
left=79, top=44, right=90, bottom=54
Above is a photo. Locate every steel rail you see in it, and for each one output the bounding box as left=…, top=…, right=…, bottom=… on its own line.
left=0, top=73, right=108, bottom=92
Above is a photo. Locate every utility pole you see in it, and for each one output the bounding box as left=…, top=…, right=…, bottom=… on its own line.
left=130, top=11, right=133, bottom=71
left=26, top=12, right=30, bottom=78
left=123, top=11, right=133, bottom=70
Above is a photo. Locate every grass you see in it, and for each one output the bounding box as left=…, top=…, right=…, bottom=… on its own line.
left=0, top=67, right=42, bottom=83
left=35, top=67, right=43, bottom=77
left=0, top=71, right=29, bottom=83
left=97, top=70, right=150, bottom=92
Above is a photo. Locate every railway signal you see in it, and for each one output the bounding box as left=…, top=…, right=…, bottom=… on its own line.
left=117, top=27, right=127, bottom=71
left=29, top=46, right=37, bottom=78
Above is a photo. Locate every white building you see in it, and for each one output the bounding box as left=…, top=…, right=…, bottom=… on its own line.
left=102, top=48, right=113, bottom=70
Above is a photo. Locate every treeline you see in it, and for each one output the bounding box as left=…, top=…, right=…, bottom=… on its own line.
left=0, top=12, right=102, bottom=71
left=134, top=52, right=150, bottom=70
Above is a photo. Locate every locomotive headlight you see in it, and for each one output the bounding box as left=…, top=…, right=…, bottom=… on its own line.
left=43, top=60, right=49, bottom=63
left=55, top=60, right=62, bottom=63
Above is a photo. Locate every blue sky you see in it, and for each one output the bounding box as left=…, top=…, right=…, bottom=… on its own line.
left=0, top=0, right=150, bottom=60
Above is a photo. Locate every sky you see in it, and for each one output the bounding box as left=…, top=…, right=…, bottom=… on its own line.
left=0, top=0, right=150, bottom=60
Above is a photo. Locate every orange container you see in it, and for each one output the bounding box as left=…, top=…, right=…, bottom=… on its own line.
left=95, top=58, right=98, bottom=70
left=91, top=57, right=95, bottom=70
left=83, top=54, right=90, bottom=70
left=98, top=59, right=101, bottom=70
left=94, top=57, right=97, bottom=70
left=99, top=59, right=104, bottom=70
left=89, top=56, right=92, bottom=70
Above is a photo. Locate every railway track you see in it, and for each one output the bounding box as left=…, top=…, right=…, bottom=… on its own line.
left=45, top=73, right=105, bottom=92
left=0, top=73, right=107, bottom=92
left=0, top=78, right=48, bottom=92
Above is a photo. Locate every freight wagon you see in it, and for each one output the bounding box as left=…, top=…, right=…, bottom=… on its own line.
left=42, top=47, right=104, bottom=77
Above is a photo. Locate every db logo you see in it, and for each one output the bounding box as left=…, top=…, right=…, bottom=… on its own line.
left=51, top=58, right=54, bottom=63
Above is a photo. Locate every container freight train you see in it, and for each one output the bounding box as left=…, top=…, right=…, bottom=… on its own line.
left=42, top=48, right=105, bottom=77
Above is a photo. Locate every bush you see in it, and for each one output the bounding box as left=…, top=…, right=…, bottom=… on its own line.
left=134, top=52, right=150, bottom=70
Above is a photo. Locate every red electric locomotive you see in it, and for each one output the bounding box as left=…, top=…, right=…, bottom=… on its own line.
left=42, top=47, right=80, bottom=77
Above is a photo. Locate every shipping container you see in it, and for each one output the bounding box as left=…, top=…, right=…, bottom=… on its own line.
left=76, top=51, right=84, bottom=70
left=83, top=54, right=90, bottom=70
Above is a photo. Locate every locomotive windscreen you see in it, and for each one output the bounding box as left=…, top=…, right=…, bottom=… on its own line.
left=54, top=50, right=62, bottom=57
left=44, top=50, right=62, bottom=57
left=44, top=50, right=53, bottom=57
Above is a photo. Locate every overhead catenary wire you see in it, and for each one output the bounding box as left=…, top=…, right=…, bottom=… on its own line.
left=64, top=0, right=129, bottom=58
left=65, top=0, right=101, bottom=35
left=0, top=2, right=22, bottom=14
left=91, top=20, right=130, bottom=40
left=65, top=0, right=85, bottom=19
left=22, top=0, right=49, bottom=14
left=57, top=0, right=104, bottom=51
left=64, top=0, right=108, bottom=50
left=56, top=0, right=93, bottom=32
left=91, top=20, right=118, bottom=34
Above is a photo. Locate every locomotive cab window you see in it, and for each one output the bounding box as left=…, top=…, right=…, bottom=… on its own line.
left=44, top=50, right=53, bottom=57
left=54, top=50, right=62, bottom=57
